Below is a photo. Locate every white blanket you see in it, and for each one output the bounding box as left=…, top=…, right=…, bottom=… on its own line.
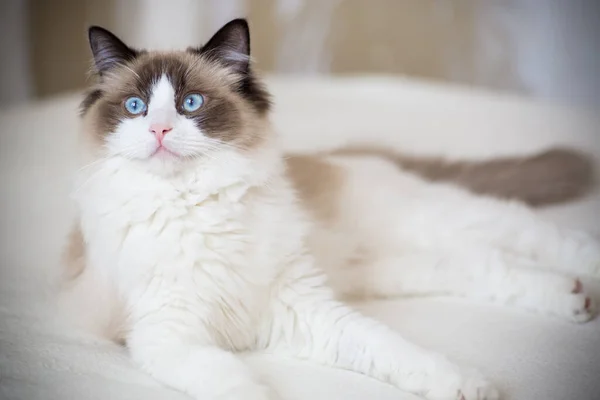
left=1, top=76, right=599, bottom=400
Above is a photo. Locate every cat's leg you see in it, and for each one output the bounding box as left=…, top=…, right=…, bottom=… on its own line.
left=127, top=320, right=275, bottom=400
left=333, top=248, right=595, bottom=323
left=394, top=184, right=600, bottom=278
left=270, top=267, right=498, bottom=400
left=457, top=201, right=600, bottom=278
left=334, top=157, right=599, bottom=279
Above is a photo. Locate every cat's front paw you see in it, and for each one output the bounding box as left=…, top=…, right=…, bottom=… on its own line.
left=425, top=365, right=499, bottom=400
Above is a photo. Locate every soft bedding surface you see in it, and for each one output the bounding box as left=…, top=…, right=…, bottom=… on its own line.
left=1, top=76, right=599, bottom=400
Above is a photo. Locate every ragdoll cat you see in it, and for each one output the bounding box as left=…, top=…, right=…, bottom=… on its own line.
left=61, top=18, right=600, bottom=400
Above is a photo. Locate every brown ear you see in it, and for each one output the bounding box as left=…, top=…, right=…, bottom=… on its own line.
left=88, top=26, right=138, bottom=75
left=199, top=19, right=251, bottom=74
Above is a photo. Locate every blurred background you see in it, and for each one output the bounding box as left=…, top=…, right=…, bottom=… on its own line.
left=1, top=0, right=599, bottom=110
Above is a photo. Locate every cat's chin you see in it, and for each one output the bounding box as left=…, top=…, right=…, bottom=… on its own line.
left=151, top=145, right=180, bottom=159
left=136, top=147, right=192, bottom=176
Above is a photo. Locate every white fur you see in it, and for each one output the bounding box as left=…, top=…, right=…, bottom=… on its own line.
left=67, top=78, right=600, bottom=400
left=320, top=155, right=600, bottom=318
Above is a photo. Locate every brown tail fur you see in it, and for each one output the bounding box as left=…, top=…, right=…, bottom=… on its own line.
left=333, top=146, right=595, bottom=207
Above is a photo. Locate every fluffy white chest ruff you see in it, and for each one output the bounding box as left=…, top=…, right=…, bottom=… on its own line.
left=76, top=158, right=281, bottom=349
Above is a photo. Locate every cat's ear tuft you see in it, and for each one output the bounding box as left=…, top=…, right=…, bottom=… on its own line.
left=88, top=26, right=138, bottom=75
left=200, top=19, right=251, bottom=74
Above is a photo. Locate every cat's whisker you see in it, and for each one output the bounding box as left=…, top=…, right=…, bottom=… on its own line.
left=113, top=142, right=154, bottom=158
left=204, top=138, right=246, bottom=153
left=77, top=157, right=111, bottom=172
left=172, top=142, right=228, bottom=158
left=175, top=145, right=219, bottom=161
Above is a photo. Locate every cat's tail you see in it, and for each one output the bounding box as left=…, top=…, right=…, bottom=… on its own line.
left=332, top=146, right=595, bottom=206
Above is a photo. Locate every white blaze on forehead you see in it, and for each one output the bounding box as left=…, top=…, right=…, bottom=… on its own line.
left=148, top=75, right=177, bottom=123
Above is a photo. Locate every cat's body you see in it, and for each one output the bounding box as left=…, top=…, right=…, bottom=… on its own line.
left=62, top=19, right=600, bottom=400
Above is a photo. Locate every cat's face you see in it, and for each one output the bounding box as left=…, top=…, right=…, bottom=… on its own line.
left=81, top=19, right=270, bottom=173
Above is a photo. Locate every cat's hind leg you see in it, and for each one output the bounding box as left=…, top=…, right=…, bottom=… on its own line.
left=450, top=200, right=600, bottom=279
left=332, top=247, right=595, bottom=323
left=396, top=187, right=600, bottom=279
left=328, top=155, right=600, bottom=279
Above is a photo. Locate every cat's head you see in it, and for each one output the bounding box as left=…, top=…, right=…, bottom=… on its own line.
left=81, top=19, right=271, bottom=173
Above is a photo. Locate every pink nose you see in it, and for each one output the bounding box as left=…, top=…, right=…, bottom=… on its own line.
left=150, top=124, right=172, bottom=141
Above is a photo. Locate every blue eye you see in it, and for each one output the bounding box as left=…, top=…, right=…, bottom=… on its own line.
left=182, top=93, right=204, bottom=112
left=124, top=97, right=147, bottom=115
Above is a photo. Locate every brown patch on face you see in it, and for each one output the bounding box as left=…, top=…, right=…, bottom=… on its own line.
left=82, top=51, right=271, bottom=152
left=286, top=155, right=346, bottom=226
